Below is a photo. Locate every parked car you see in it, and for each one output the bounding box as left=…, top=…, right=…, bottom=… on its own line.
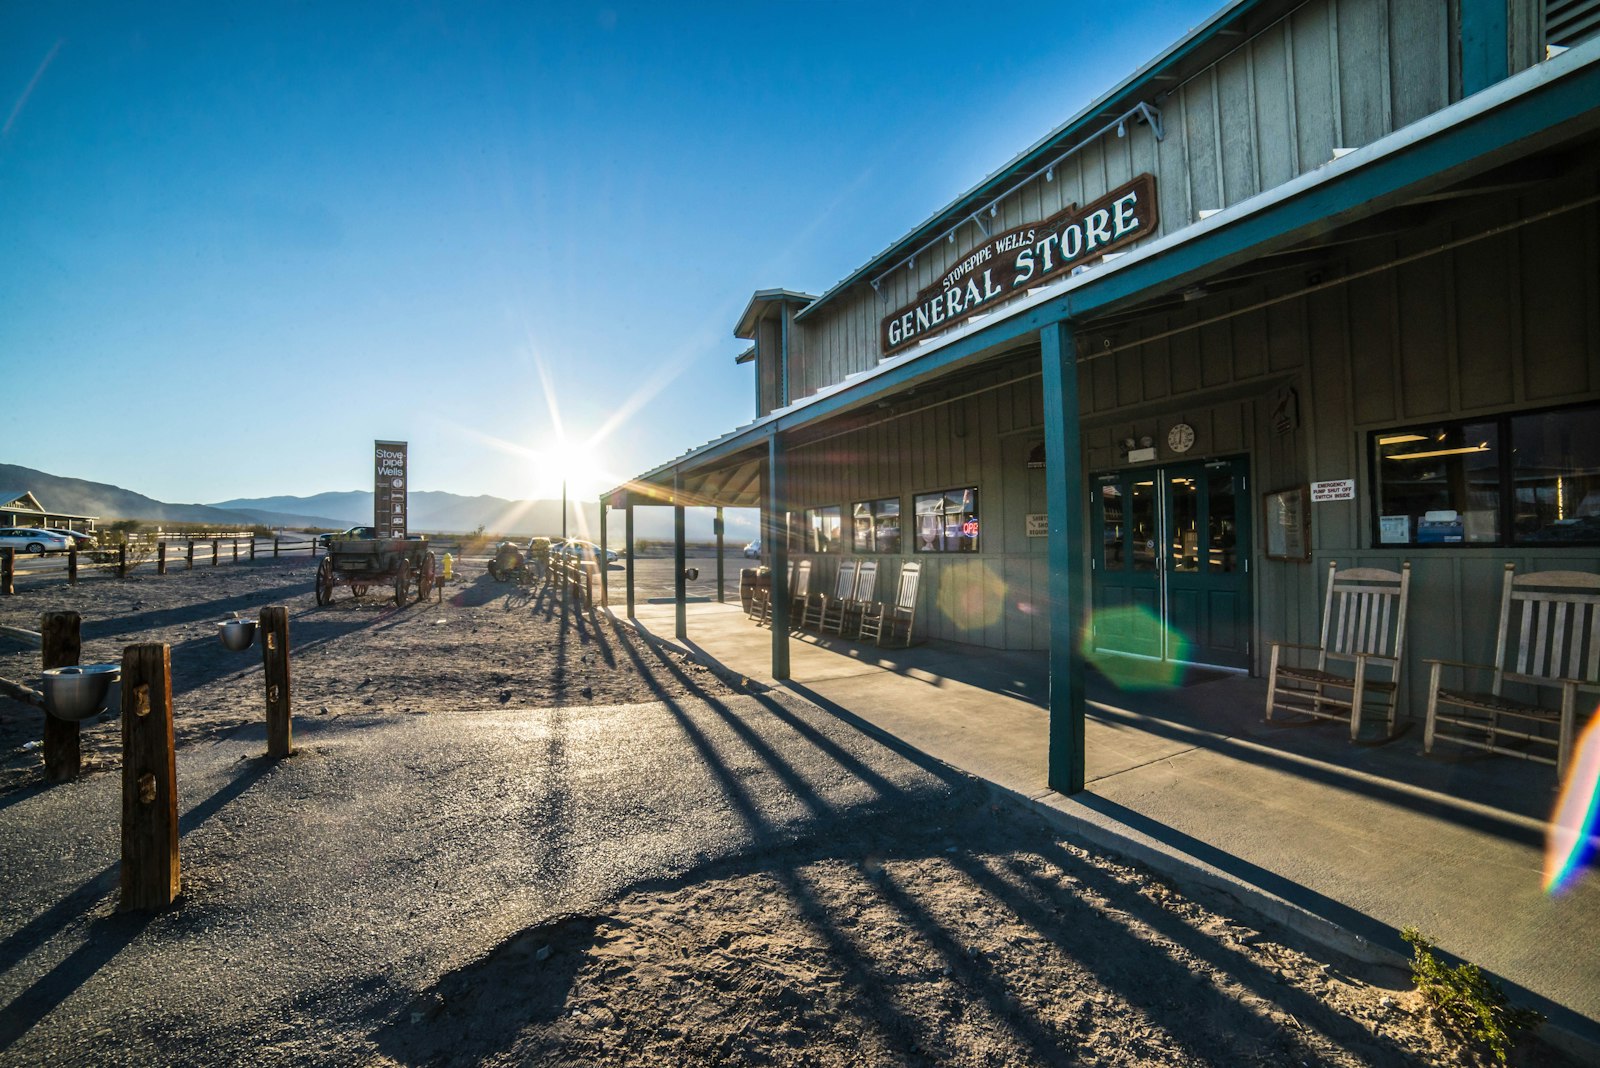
left=316, top=525, right=377, bottom=547
left=0, top=527, right=72, bottom=554
left=554, top=539, right=619, bottom=565
left=743, top=538, right=762, bottom=559
left=44, top=528, right=98, bottom=549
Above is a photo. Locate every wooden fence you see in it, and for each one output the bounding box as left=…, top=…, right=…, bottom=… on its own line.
left=1, top=536, right=321, bottom=592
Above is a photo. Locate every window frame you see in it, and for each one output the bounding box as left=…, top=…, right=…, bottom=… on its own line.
left=851, top=496, right=902, bottom=554
left=911, top=485, right=981, bottom=554
left=1367, top=400, right=1600, bottom=549
left=803, top=505, right=843, bottom=554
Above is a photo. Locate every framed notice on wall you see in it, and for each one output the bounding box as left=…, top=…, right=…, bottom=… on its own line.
left=1263, top=485, right=1310, bottom=561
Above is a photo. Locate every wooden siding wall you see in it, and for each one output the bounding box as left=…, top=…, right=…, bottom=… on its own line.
left=773, top=174, right=1599, bottom=697
left=785, top=0, right=1456, bottom=401
left=781, top=368, right=1050, bottom=649
left=1089, top=175, right=1600, bottom=715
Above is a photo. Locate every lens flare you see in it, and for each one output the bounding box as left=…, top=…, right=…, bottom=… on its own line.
left=1080, top=605, right=1190, bottom=690
left=935, top=561, right=1007, bottom=633
left=1544, top=708, right=1600, bottom=895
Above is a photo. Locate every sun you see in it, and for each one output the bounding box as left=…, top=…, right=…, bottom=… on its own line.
left=525, top=439, right=615, bottom=502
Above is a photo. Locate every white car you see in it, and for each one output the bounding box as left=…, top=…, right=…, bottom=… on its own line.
left=0, top=527, right=72, bottom=554
left=743, top=539, right=762, bottom=559
left=554, top=539, right=619, bottom=565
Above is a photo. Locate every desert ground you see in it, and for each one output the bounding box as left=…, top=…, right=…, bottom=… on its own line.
left=0, top=554, right=1576, bottom=1066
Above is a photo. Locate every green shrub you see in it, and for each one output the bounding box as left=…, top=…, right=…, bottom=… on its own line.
left=1401, top=927, right=1543, bottom=1064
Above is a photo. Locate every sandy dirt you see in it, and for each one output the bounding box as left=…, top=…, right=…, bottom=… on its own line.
left=0, top=557, right=1575, bottom=1067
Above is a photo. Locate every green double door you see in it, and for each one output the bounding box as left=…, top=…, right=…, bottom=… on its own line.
left=1089, top=456, right=1253, bottom=670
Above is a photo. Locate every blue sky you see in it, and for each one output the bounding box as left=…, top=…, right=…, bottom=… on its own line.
left=2, top=1, right=1218, bottom=505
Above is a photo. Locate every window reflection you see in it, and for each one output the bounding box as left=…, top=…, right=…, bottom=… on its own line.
left=1169, top=476, right=1199, bottom=572
left=1131, top=481, right=1156, bottom=572
left=1100, top=484, right=1125, bottom=568
left=1208, top=472, right=1236, bottom=572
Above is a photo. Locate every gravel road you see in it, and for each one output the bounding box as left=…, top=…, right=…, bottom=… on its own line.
left=0, top=558, right=1577, bottom=1066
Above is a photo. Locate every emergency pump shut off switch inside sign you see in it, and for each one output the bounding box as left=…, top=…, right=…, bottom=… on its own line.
left=375, top=440, right=408, bottom=539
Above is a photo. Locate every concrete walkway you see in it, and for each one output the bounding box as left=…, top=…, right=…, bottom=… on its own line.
left=622, top=599, right=1600, bottom=1051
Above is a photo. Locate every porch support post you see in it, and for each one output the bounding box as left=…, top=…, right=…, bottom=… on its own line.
left=766, top=432, right=790, bottom=680
left=715, top=506, right=726, bottom=603
left=1041, top=319, right=1087, bottom=795
left=673, top=471, right=687, bottom=640
left=599, top=500, right=609, bottom=607
left=625, top=502, right=636, bottom=618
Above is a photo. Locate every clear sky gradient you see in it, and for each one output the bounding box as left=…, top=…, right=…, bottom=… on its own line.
left=3, top=1, right=1217, bottom=505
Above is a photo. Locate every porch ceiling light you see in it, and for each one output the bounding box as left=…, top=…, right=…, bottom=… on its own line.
left=1377, top=433, right=1427, bottom=446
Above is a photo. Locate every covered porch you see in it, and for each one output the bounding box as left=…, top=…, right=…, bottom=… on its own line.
left=606, top=46, right=1600, bottom=799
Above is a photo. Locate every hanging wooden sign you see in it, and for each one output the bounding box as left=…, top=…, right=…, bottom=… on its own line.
left=881, top=173, right=1158, bottom=356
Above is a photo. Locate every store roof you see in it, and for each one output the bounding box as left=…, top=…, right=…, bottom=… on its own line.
left=791, top=0, right=1275, bottom=324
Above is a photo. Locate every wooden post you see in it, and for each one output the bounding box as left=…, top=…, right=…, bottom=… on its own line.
left=232, top=539, right=239, bottom=563
left=673, top=468, right=687, bottom=640
left=599, top=500, right=609, bottom=607
left=260, top=606, right=292, bottom=758
left=68, top=545, right=78, bottom=585
left=157, top=541, right=168, bottom=575
left=715, top=506, right=726, bottom=603
left=249, top=537, right=256, bottom=560
left=121, top=643, right=179, bottom=911
left=273, top=537, right=280, bottom=558
left=186, top=541, right=195, bottom=569
left=624, top=504, right=635, bottom=617
left=3, top=546, right=15, bottom=595
left=1042, top=320, right=1088, bottom=795
left=118, top=543, right=128, bottom=578
left=41, top=611, right=82, bottom=782
left=211, top=539, right=219, bottom=566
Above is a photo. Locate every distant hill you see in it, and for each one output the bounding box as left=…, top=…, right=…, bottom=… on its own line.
left=3, top=462, right=757, bottom=541
left=215, top=490, right=759, bottom=541
left=0, top=463, right=253, bottom=526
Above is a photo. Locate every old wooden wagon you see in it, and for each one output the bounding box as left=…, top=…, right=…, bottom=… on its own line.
left=314, top=537, right=435, bottom=606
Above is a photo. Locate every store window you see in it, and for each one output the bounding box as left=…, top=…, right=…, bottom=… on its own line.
left=1370, top=402, right=1600, bottom=546
left=852, top=498, right=901, bottom=553
left=913, top=487, right=979, bottom=553
left=1373, top=421, right=1501, bottom=545
left=806, top=506, right=842, bottom=553
left=1510, top=406, right=1600, bottom=544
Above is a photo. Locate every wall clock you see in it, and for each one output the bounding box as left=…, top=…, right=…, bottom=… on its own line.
left=1167, top=423, right=1196, bottom=453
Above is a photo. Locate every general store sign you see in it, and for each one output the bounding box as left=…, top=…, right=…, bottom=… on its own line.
left=881, top=174, right=1158, bottom=356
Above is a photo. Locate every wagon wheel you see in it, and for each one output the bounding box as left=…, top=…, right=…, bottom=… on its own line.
left=351, top=584, right=369, bottom=598
left=393, top=559, right=410, bottom=606
left=315, top=557, right=335, bottom=606
left=418, top=552, right=436, bottom=601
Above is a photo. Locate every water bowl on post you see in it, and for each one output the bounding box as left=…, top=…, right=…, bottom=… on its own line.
left=218, top=619, right=258, bottom=652
left=39, top=664, right=122, bottom=721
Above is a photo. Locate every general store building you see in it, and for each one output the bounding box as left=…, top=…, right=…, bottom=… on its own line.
left=607, top=0, right=1600, bottom=792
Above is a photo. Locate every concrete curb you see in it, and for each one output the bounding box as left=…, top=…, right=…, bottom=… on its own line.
left=607, top=608, right=1600, bottom=1064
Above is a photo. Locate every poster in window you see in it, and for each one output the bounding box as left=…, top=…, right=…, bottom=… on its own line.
left=1263, top=485, right=1309, bottom=561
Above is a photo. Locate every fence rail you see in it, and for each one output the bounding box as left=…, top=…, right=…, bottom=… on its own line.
left=1, top=536, right=322, bottom=591
left=1, top=535, right=478, bottom=594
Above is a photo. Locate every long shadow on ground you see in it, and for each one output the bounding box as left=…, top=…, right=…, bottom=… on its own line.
left=367, top=636, right=1437, bottom=1068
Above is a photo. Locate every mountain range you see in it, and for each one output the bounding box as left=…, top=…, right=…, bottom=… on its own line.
left=3, top=463, right=756, bottom=542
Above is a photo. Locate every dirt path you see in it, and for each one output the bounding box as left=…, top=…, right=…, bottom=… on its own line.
left=0, top=561, right=1572, bottom=1066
